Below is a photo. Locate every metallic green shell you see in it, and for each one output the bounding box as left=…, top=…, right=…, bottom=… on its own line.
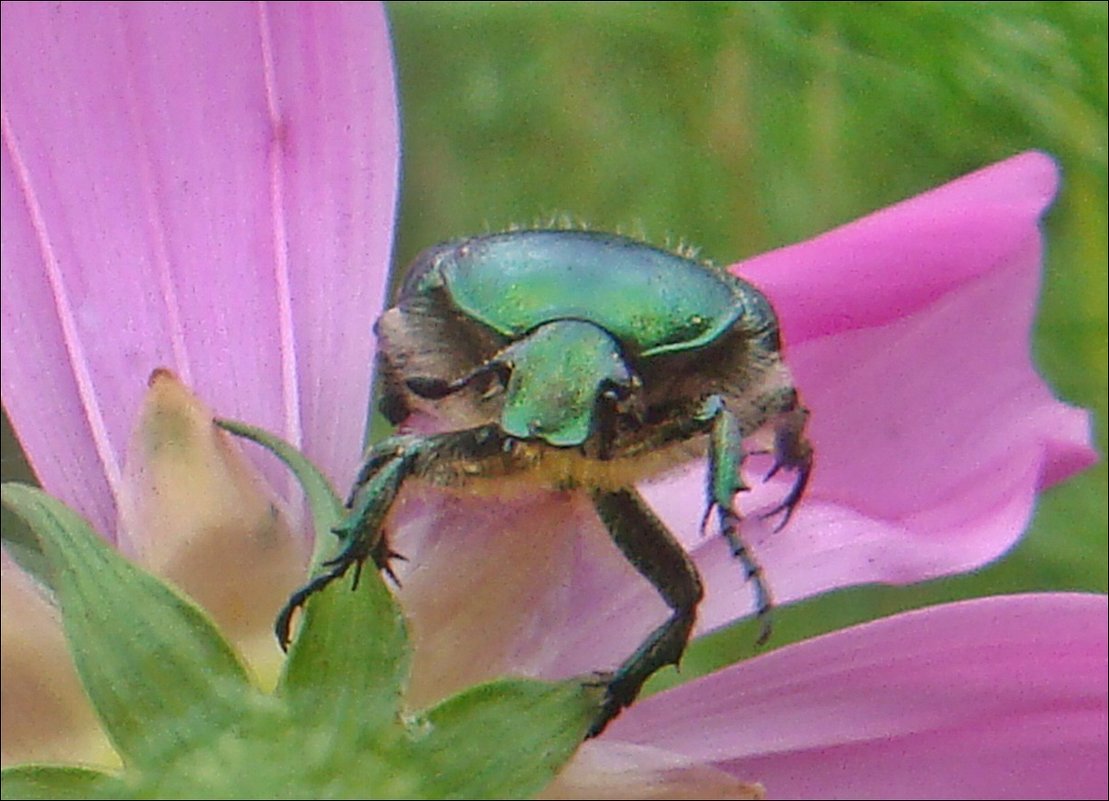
left=414, top=230, right=746, bottom=357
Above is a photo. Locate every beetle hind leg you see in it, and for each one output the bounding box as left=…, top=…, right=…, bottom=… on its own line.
left=590, top=488, right=704, bottom=737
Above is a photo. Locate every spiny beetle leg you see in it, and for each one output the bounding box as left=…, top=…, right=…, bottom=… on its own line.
left=589, top=488, right=704, bottom=737
left=273, top=520, right=389, bottom=651
left=760, top=460, right=811, bottom=531
left=705, top=397, right=774, bottom=644
left=274, top=567, right=351, bottom=650
left=275, top=440, right=417, bottom=650
left=275, top=427, right=510, bottom=651
left=718, top=507, right=773, bottom=646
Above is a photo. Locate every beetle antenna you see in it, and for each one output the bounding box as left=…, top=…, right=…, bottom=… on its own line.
left=405, top=376, right=456, bottom=399
left=407, top=362, right=509, bottom=400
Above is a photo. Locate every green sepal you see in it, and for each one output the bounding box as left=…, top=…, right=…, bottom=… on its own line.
left=0, top=483, right=254, bottom=772
left=214, top=419, right=346, bottom=565
left=216, top=419, right=411, bottom=731
left=413, top=678, right=602, bottom=799
left=217, top=420, right=599, bottom=797
left=0, top=765, right=125, bottom=800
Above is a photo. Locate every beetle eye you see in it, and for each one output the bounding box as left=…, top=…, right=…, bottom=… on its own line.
left=600, top=376, right=645, bottom=426
left=601, top=381, right=630, bottom=402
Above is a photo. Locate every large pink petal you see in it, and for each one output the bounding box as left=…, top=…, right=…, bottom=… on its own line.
left=641, top=152, right=1095, bottom=626
left=599, top=593, right=1108, bottom=800
left=541, top=740, right=763, bottom=799
left=1, top=3, right=398, bottom=542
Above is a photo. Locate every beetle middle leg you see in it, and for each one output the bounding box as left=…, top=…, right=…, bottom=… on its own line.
left=699, top=395, right=774, bottom=644
left=589, top=487, right=704, bottom=737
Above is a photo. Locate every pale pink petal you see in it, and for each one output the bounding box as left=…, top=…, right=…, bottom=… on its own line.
left=391, top=490, right=711, bottom=689
left=640, top=152, right=1095, bottom=626
left=393, top=491, right=656, bottom=706
left=599, top=593, right=1108, bottom=801
left=742, top=151, right=1060, bottom=345
left=541, top=741, right=763, bottom=800
left=1, top=3, right=398, bottom=542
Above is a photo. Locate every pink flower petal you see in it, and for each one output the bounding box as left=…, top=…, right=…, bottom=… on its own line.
left=742, top=151, right=1060, bottom=345
left=541, top=741, right=763, bottom=800
left=118, top=370, right=305, bottom=678
left=1, top=3, right=398, bottom=541
left=640, top=152, right=1095, bottom=626
left=393, top=491, right=655, bottom=706
left=601, top=593, right=1108, bottom=800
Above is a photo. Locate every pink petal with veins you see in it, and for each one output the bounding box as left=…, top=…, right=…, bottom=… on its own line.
left=599, top=593, right=1108, bottom=801
left=542, top=740, right=763, bottom=799
left=1, top=3, right=398, bottom=542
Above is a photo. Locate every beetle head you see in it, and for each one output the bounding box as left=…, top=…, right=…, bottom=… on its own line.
left=407, top=319, right=639, bottom=449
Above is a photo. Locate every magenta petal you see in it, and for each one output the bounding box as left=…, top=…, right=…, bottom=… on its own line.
left=1, top=3, right=398, bottom=539
left=740, top=152, right=1060, bottom=345
left=640, top=153, right=1095, bottom=625
left=603, top=593, right=1108, bottom=800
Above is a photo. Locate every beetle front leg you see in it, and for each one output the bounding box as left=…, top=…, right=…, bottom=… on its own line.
left=274, top=435, right=419, bottom=649
left=275, top=426, right=510, bottom=649
left=701, top=396, right=775, bottom=645
left=589, top=488, right=704, bottom=737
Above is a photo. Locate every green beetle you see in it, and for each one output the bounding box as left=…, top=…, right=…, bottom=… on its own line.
left=278, top=229, right=812, bottom=736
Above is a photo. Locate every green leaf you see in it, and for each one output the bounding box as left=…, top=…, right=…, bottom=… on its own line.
left=216, top=419, right=411, bottom=732
left=279, top=565, right=411, bottom=733
left=413, top=678, right=602, bottom=799
left=0, top=483, right=254, bottom=771
left=0, top=765, right=124, bottom=800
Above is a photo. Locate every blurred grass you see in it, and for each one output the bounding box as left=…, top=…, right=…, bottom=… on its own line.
left=386, top=0, right=1107, bottom=683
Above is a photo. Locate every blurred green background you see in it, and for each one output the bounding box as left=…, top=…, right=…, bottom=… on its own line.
left=385, top=0, right=1107, bottom=685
